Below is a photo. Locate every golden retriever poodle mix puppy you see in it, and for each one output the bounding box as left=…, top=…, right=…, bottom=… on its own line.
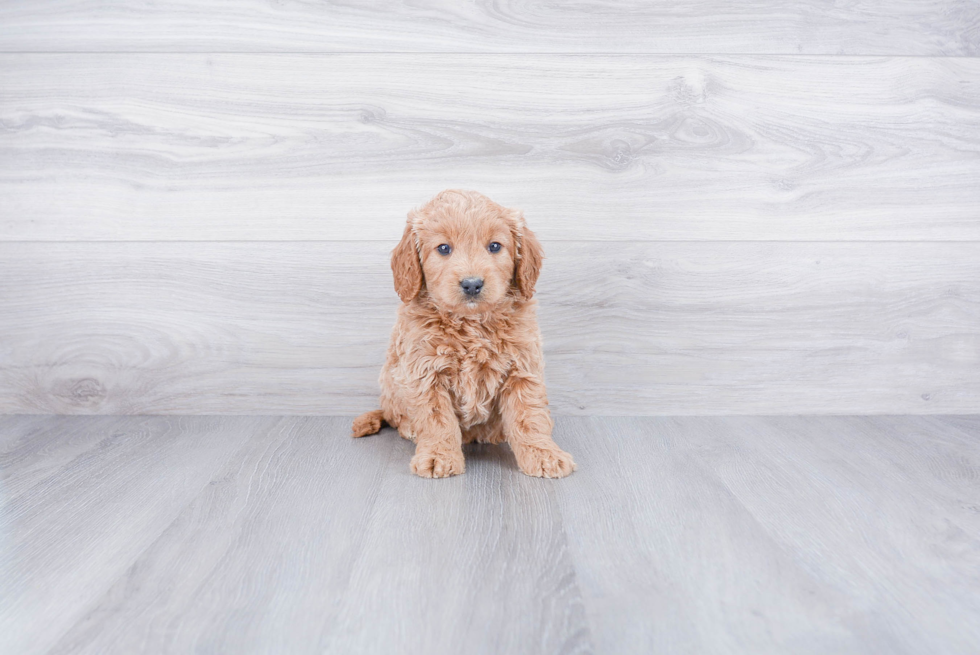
left=352, top=189, right=576, bottom=479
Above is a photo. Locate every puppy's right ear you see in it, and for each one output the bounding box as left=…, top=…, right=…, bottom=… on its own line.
left=391, top=220, right=422, bottom=302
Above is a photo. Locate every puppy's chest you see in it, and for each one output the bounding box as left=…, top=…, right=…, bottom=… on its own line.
left=430, top=331, right=512, bottom=424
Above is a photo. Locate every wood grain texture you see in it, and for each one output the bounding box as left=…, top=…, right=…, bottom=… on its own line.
left=555, top=415, right=980, bottom=653
left=321, top=436, right=591, bottom=655
left=2, top=415, right=979, bottom=653
left=1, top=416, right=591, bottom=655
left=3, top=54, right=980, bottom=242
left=0, top=1, right=977, bottom=55
left=1, top=241, right=978, bottom=416
left=0, top=415, right=275, bottom=655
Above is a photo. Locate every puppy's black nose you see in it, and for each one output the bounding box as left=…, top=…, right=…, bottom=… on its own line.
left=460, top=277, right=484, bottom=296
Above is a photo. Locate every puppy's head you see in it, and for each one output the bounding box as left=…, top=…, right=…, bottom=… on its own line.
left=391, top=189, right=543, bottom=313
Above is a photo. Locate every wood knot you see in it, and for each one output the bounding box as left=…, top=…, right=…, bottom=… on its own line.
left=56, top=377, right=107, bottom=408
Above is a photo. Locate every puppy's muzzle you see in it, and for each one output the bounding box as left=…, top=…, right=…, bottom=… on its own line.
left=460, top=277, right=484, bottom=297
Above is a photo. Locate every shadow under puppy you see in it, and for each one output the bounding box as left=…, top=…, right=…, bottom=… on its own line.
left=352, top=189, right=576, bottom=479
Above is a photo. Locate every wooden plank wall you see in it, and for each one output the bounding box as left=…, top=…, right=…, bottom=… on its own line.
left=1, top=3, right=978, bottom=415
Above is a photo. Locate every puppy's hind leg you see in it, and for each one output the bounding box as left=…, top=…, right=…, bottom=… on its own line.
left=352, top=409, right=386, bottom=438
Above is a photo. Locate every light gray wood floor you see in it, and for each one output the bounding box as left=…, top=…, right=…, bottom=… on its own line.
left=1, top=415, right=978, bottom=654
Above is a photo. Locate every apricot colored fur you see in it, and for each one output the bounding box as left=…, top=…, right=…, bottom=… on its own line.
left=352, top=189, right=576, bottom=479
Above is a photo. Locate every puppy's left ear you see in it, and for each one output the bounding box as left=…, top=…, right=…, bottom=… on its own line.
left=514, top=222, right=544, bottom=300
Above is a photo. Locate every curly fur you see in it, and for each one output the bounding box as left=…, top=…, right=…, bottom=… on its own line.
left=352, top=189, right=576, bottom=479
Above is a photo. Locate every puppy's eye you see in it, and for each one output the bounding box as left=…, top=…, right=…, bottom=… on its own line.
left=437, top=244, right=452, bottom=255
left=488, top=242, right=502, bottom=253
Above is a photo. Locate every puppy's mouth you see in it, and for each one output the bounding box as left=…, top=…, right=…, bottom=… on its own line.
left=460, top=293, right=487, bottom=308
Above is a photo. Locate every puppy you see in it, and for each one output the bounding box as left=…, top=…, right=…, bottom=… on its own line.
left=352, top=189, right=576, bottom=479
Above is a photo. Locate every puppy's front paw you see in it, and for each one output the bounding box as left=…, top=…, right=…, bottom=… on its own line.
left=516, top=445, right=576, bottom=479
left=410, top=448, right=465, bottom=479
